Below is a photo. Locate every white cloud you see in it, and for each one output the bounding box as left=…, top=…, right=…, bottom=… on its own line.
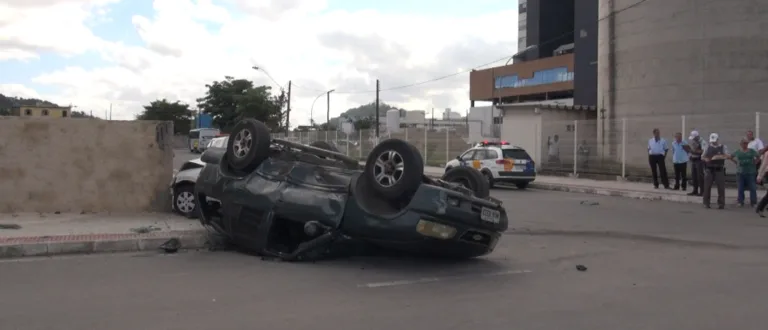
left=1, top=0, right=518, bottom=123
left=0, top=83, right=41, bottom=99
left=0, top=0, right=118, bottom=58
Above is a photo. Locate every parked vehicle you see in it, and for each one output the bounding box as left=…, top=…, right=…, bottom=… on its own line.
left=445, top=140, right=536, bottom=189
left=188, top=128, right=221, bottom=153
left=195, top=119, right=509, bottom=261
left=171, top=136, right=228, bottom=218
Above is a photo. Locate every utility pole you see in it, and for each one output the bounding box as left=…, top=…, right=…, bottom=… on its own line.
left=326, top=89, right=331, bottom=140
left=375, top=79, right=380, bottom=138
left=286, top=80, right=292, bottom=131
left=109, top=103, right=112, bottom=120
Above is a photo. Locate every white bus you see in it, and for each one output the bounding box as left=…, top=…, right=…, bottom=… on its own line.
left=188, top=128, right=220, bottom=153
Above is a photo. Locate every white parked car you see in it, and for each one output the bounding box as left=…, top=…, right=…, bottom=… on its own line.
left=444, top=140, right=536, bottom=189
left=170, top=135, right=228, bottom=217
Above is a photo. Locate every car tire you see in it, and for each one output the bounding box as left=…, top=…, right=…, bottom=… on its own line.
left=364, top=139, right=424, bottom=200
left=173, top=184, right=198, bottom=218
left=515, top=182, right=529, bottom=189
left=483, top=171, right=495, bottom=188
left=226, top=119, right=272, bottom=172
left=441, top=167, right=490, bottom=198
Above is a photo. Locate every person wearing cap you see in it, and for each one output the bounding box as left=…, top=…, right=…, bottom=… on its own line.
left=688, top=130, right=706, bottom=196
left=702, top=133, right=730, bottom=209
left=647, top=128, right=671, bottom=189
left=671, top=132, right=690, bottom=191
left=731, top=138, right=759, bottom=207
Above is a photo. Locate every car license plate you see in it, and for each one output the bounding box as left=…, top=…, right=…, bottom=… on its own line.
left=480, top=207, right=501, bottom=223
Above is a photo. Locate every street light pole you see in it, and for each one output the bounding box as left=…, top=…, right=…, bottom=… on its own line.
left=309, top=89, right=335, bottom=129
left=326, top=90, right=334, bottom=141
left=252, top=66, right=291, bottom=131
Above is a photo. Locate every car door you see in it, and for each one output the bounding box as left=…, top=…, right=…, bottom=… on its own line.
left=458, top=149, right=477, bottom=168
left=482, top=149, right=500, bottom=175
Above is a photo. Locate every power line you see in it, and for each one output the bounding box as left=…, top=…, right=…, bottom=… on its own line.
left=288, top=0, right=650, bottom=95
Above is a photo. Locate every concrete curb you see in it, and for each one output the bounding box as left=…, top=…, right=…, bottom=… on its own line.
left=529, top=182, right=703, bottom=204
left=0, top=229, right=209, bottom=259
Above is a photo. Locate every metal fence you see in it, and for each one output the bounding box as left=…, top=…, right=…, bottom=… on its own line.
left=271, top=127, right=475, bottom=167
left=538, top=112, right=768, bottom=178
left=271, top=112, right=768, bottom=178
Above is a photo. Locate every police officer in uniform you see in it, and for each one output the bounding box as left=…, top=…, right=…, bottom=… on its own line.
left=702, top=133, right=730, bottom=209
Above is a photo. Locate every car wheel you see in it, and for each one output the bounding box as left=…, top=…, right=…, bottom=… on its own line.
left=226, top=119, right=272, bottom=172
left=364, top=139, right=424, bottom=200
left=483, top=171, right=495, bottom=188
left=515, top=181, right=529, bottom=189
left=442, top=167, right=490, bottom=198
left=173, top=184, right=198, bottom=218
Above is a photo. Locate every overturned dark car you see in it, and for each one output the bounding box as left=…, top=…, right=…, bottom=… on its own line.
left=195, top=119, right=509, bottom=261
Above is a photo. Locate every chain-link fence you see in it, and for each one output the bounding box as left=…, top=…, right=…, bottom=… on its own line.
left=271, top=112, right=767, bottom=179
left=271, top=127, right=474, bottom=167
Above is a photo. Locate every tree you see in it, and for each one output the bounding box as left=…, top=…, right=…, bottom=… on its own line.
left=197, top=76, right=285, bottom=133
left=137, top=99, right=194, bottom=134
left=353, top=117, right=374, bottom=130
left=70, top=110, right=97, bottom=118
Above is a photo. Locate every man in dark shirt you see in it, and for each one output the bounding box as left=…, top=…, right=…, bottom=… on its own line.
left=687, top=130, right=705, bottom=196
left=702, top=133, right=730, bottom=209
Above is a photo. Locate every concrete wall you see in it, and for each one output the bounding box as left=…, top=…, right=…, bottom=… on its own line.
left=597, top=0, right=768, bottom=160
left=0, top=118, right=173, bottom=213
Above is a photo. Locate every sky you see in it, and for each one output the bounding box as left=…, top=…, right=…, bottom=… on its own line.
left=0, top=0, right=518, bottom=124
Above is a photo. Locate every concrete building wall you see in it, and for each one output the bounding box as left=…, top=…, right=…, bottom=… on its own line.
left=574, top=0, right=598, bottom=106
left=597, top=0, right=768, bottom=164
left=0, top=118, right=174, bottom=213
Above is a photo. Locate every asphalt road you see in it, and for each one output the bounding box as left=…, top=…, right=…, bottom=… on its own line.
left=2, top=189, right=768, bottom=330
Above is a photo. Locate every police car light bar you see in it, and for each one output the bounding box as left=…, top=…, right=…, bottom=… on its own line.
left=478, top=140, right=510, bottom=146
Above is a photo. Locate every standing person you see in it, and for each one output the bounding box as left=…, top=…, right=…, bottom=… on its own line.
left=671, top=132, right=689, bottom=191
left=747, top=130, right=764, bottom=154
left=731, top=138, right=759, bottom=206
left=702, top=133, right=730, bottom=209
left=755, top=151, right=768, bottom=217
left=687, top=130, right=705, bottom=196
left=547, top=135, right=560, bottom=165
left=747, top=130, right=765, bottom=184
left=647, top=128, right=671, bottom=189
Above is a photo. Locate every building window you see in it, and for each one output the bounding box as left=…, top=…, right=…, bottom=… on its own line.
left=42, top=109, right=49, bottom=116
left=519, top=2, right=526, bottom=13
left=493, top=117, right=503, bottom=124
left=62, top=110, right=68, bottom=117
left=495, top=67, right=574, bottom=89
left=24, top=109, right=31, bottom=116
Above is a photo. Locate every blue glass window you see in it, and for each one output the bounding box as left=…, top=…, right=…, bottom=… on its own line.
left=494, top=66, right=573, bottom=89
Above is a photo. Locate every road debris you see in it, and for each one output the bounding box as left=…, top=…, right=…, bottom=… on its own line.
left=580, top=201, right=599, bottom=206
left=576, top=264, right=588, bottom=272
left=0, top=223, right=21, bottom=230
left=159, top=238, right=181, bottom=253
left=130, top=226, right=162, bottom=234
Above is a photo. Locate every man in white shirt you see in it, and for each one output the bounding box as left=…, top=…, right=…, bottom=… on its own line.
left=747, top=130, right=764, bottom=153
left=648, top=128, right=671, bottom=189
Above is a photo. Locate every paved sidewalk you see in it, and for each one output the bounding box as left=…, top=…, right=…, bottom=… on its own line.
left=0, top=213, right=207, bottom=259
left=421, top=165, right=749, bottom=204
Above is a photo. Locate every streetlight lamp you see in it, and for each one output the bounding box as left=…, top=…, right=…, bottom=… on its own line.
left=252, top=66, right=292, bottom=131
left=309, top=89, right=335, bottom=129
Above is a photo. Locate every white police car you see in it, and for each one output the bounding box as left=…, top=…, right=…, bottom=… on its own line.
left=444, top=140, right=536, bottom=189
